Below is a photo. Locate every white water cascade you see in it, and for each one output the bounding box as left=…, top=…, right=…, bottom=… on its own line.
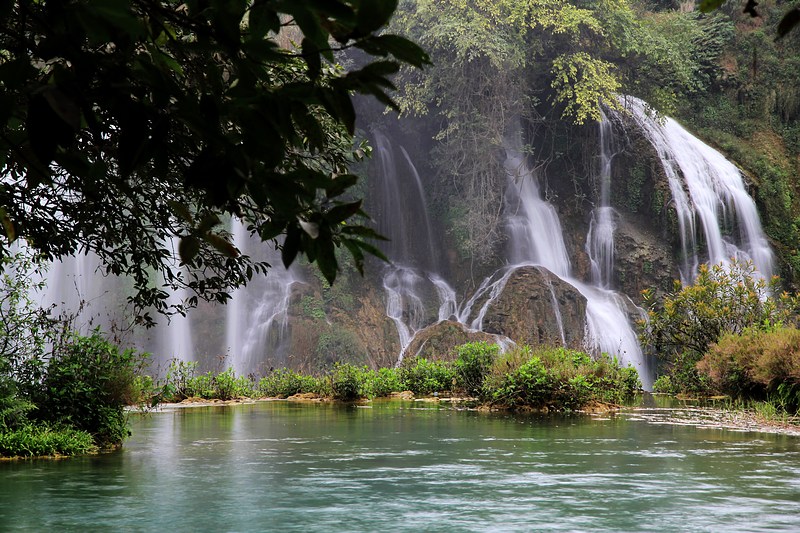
left=370, top=131, right=460, bottom=363
left=624, top=96, right=773, bottom=282
left=156, top=239, right=194, bottom=366
left=586, top=111, right=617, bottom=288
left=225, top=219, right=301, bottom=376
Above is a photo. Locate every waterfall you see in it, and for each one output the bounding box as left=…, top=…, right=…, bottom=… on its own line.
left=545, top=277, right=567, bottom=346
left=624, top=96, right=773, bottom=282
left=495, top=138, right=650, bottom=387
left=225, top=218, right=301, bottom=376
left=585, top=111, right=617, bottom=288
left=369, top=131, right=459, bottom=362
left=156, top=238, right=194, bottom=366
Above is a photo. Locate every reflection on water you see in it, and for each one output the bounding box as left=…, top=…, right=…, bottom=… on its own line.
left=2, top=401, right=800, bottom=532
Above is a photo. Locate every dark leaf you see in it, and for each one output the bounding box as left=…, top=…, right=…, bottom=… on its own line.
left=356, top=0, right=398, bottom=35
left=281, top=224, right=301, bottom=268
left=167, top=201, right=194, bottom=224
left=355, top=35, right=431, bottom=68
left=777, top=8, right=800, bottom=39
left=340, top=225, right=388, bottom=240
left=258, top=220, right=285, bottom=241
left=248, top=2, right=281, bottom=39
left=301, top=37, right=322, bottom=79
left=178, top=236, right=201, bottom=264
left=85, top=0, right=145, bottom=39
left=325, top=200, right=362, bottom=224
left=342, top=239, right=365, bottom=275
left=353, top=239, right=389, bottom=262
left=316, top=239, right=338, bottom=285
left=203, top=233, right=239, bottom=258
left=326, top=173, right=359, bottom=197
left=27, top=93, right=73, bottom=166
left=319, top=86, right=356, bottom=134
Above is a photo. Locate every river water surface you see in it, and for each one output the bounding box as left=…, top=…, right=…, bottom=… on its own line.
left=2, top=401, right=800, bottom=532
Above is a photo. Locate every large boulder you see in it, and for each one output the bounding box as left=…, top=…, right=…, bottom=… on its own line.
left=480, top=266, right=587, bottom=348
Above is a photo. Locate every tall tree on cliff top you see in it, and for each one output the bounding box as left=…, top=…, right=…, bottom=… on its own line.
left=0, top=0, right=428, bottom=323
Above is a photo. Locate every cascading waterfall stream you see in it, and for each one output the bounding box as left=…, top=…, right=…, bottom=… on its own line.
left=586, top=111, right=617, bottom=288
left=225, top=218, right=301, bottom=376
left=624, top=96, right=773, bottom=282
left=370, top=131, right=460, bottom=363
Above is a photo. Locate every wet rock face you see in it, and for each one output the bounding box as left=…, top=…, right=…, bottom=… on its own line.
left=403, top=320, right=505, bottom=361
left=613, top=215, right=676, bottom=299
left=481, top=266, right=587, bottom=348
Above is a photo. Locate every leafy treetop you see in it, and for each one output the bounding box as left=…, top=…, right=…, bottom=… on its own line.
left=0, top=0, right=428, bottom=323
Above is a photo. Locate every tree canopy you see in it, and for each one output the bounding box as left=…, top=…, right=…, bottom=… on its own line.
left=0, top=0, right=428, bottom=323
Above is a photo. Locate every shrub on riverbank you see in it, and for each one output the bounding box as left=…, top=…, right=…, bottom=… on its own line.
left=32, top=332, right=139, bottom=448
left=0, top=423, right=96, bottom=458
left=698, top=326, right=800, bottom=411
left=482, top=347, right=640, bottom=410
left=257, top=369, right=321, bottom=398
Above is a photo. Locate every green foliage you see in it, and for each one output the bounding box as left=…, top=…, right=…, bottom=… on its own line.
left=257, top=369, right=320, bottom=398
left=642, top=261, right=793, bottom=356
left=399, top=357, right=456, bottom=395
left=453, top=342, right=498, bottom=396
left=652, top=374, right=676, bottom=394
left=0, top=1, right=428, bottom=320
left=360, top=367, right=403, bottom=399
left=329, top=363, right=363, bottom=402
left=0, top=376, right=33, bottom=433
left=642, top=261, right=797, bottom=394
left=551, top=52, right=622, bottom=124
left=35, top=332, right=139, bottom=448
left=0, top=423, right=96, bottom=458
left=301, top=295, right=327, bottom=320
left=482, top=346, right=640, bottom=411
left=162, top=359, right=200, bottom=401
left=315, top=326, right=365, bottom=368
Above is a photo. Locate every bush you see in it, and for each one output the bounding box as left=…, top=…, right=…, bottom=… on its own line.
left=35, top=331, right=138, bottom=448
left=652, top=375, right=676, bottom=394
left=258, top=368, right=320, bottom=398
left=214, top=368, right=254, bottom=400
left=0, top=375, right=33, bottom=432
left=0, top=423, right=96, bottom=458
left=699, top=326, right=800, bottom=410
left=453, top=342, right=498, bottom=396
left=330, top=362, right=363, bottom=401
left=482, top=346, right=640, bottom=411
left=360, top=367, right=402, bottom=398
left=399, top=357, right=455, bottom=395
left=162, top=359, right=199, bottom=400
